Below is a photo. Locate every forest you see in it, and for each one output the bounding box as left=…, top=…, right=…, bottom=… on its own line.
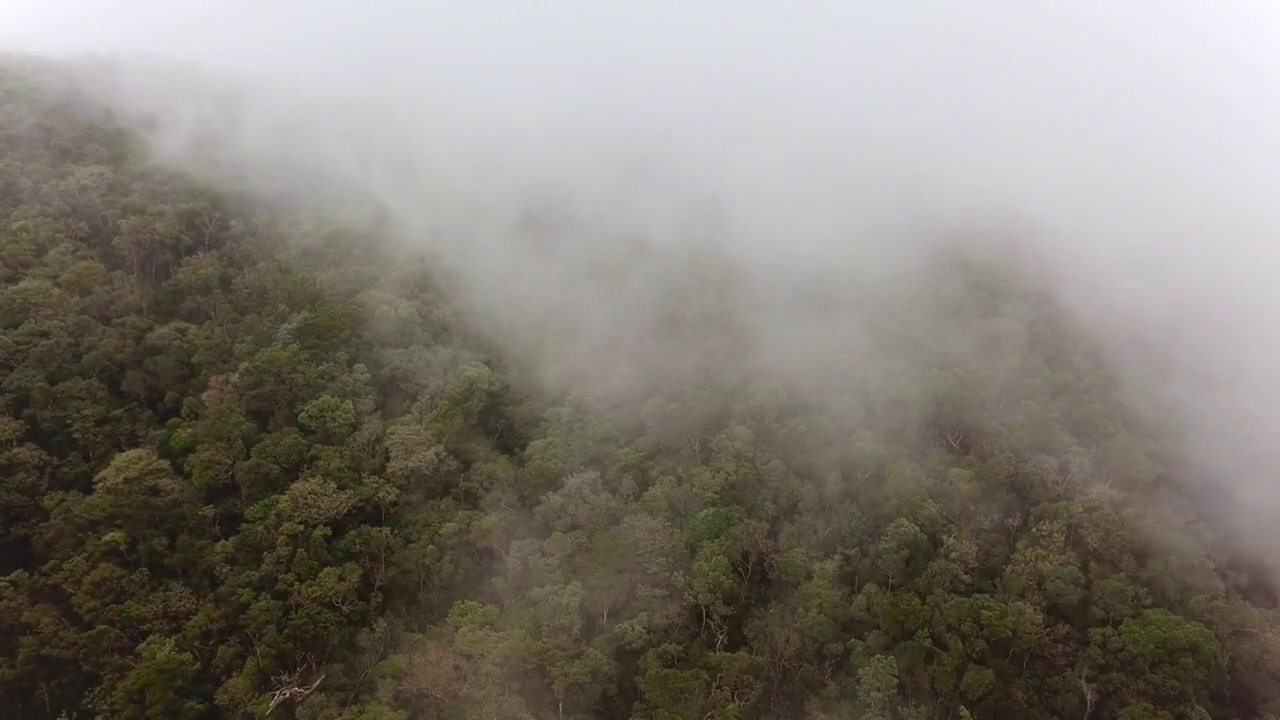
left=2, top=57, right=1280, bottom=720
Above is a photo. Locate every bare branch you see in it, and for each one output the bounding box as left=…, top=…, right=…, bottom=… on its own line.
left=266, top=661, right=326, bottom=715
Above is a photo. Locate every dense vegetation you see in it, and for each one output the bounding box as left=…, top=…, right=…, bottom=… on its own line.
left=2, top=59, right=1279, bottom=720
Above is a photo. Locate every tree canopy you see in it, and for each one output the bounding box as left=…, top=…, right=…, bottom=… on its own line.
left=2, top=58, right=1279, bottom=720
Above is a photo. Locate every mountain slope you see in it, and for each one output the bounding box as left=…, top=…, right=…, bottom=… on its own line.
left=1, top=58, right=1278, bottom=720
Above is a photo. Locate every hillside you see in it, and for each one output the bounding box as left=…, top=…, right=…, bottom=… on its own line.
left=2, top=59, right=1280, bottom=720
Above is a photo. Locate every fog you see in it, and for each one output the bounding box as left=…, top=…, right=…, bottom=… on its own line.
left=5, top=2, right=1280, bottom=554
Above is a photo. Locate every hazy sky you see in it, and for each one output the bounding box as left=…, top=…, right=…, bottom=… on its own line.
left=7, top=2, right=1278, bottom=242
left=6, top=2, right=1280, bottom=125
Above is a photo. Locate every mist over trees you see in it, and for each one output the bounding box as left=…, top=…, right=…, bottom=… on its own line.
left=3, top=53, right=1280, bottom=720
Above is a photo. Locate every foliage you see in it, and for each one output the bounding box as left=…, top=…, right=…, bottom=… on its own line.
left=1, top=59, right=1278, bottom=720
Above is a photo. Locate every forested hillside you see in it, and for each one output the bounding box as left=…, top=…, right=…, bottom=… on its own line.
left=2, top=58, right=1280, bottom=720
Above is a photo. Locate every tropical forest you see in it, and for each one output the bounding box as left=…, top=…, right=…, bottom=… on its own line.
left=1, top=56, right=1279, bottom=720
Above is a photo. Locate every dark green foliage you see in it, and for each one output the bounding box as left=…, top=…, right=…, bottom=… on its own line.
left=2, top=59, right=1279, bottom=720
